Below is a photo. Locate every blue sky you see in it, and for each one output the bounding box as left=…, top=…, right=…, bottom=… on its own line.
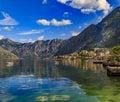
left=0, top=0, right=119, bottom=43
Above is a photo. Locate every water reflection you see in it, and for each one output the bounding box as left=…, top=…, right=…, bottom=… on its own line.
left=61, top=59, right=104, bottom=72
left=0, top=58, right=120, bottom=102
left=59, top=59, right=120, bottom=102
left=0, top=58, right=60, bottom=79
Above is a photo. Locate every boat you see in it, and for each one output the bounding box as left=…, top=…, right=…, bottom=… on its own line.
left=107, top=66, right=120, bottom=76
left=103, top=61, right=120, bottom=66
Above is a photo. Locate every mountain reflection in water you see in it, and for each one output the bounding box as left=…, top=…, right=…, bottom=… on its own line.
left=0, top=58, right=120, bottom=102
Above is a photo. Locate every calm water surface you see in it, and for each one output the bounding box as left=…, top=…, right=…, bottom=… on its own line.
left=0, top=58, right=120, bottom=102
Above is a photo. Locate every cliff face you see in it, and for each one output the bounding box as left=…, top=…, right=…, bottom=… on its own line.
left=56, top=7, right=120, bottom=55
left=0, top=39, right=63, bottom=57
left=97, top=7, right=120, bottom=47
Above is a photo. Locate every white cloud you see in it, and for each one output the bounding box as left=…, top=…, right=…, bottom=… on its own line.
left=3, top=26, right=12, bottom=31
left=57, top=0, right=111, bottom=16
left=63, top=12, right=69, bottom=17
left=37, top=18, right=72, bottom=26
left=0, top=26, right=14, bottom=31
left=81, top=8, right=96, bottom=14
left=0, top=12, right=18, bottom=25
left=28, top=38, right=35, bottom=43
left=72, top=32, right=79, bottom=36
left=42, top=0, right=47, bottom=4
left=51, top=19, right=71, bottom=26
left=38, top=36, right=44, bottom=41
left=97, top=0, right=111, bottom=16
left=19, top=29, right=44, bottom=35
left=0, top=35, right=4, bottom=40
left=36, top=19, right=50, bottom=26
left=19, top=38, right=35, bottom=43
left=57, top=0, right=68, bottom=3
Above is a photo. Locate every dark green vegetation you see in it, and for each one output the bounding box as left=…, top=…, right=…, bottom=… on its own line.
left=0, top=7, right=120, bottom=57
left=109, top=45, right=120, bottom=61
left=110, top=45, right=120, bottom=54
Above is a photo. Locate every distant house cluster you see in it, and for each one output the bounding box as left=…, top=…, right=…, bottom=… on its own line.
left=55, top=48, right=110, bottom=60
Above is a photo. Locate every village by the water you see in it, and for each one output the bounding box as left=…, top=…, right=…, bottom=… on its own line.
left=54, top=46, right=120, bottom=76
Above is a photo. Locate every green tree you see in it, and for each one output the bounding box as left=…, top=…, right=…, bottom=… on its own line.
left=110, top=45, right=120, bottom=54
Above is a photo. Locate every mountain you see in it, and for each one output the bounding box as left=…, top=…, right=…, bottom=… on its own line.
left=0, top=39, right=63, bottom=57
left=0, top=7, right=120, bottom=57
left=56, top=7, right=120, bottom=55
left=0, top=47, right=18, bottom=59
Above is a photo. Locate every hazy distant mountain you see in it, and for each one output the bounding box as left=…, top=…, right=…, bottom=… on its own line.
left=56, top=7, right=120, bottom=55
left=0, top=7, right=120, bottom=57
left=0, top=39, right=63, bottom=57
